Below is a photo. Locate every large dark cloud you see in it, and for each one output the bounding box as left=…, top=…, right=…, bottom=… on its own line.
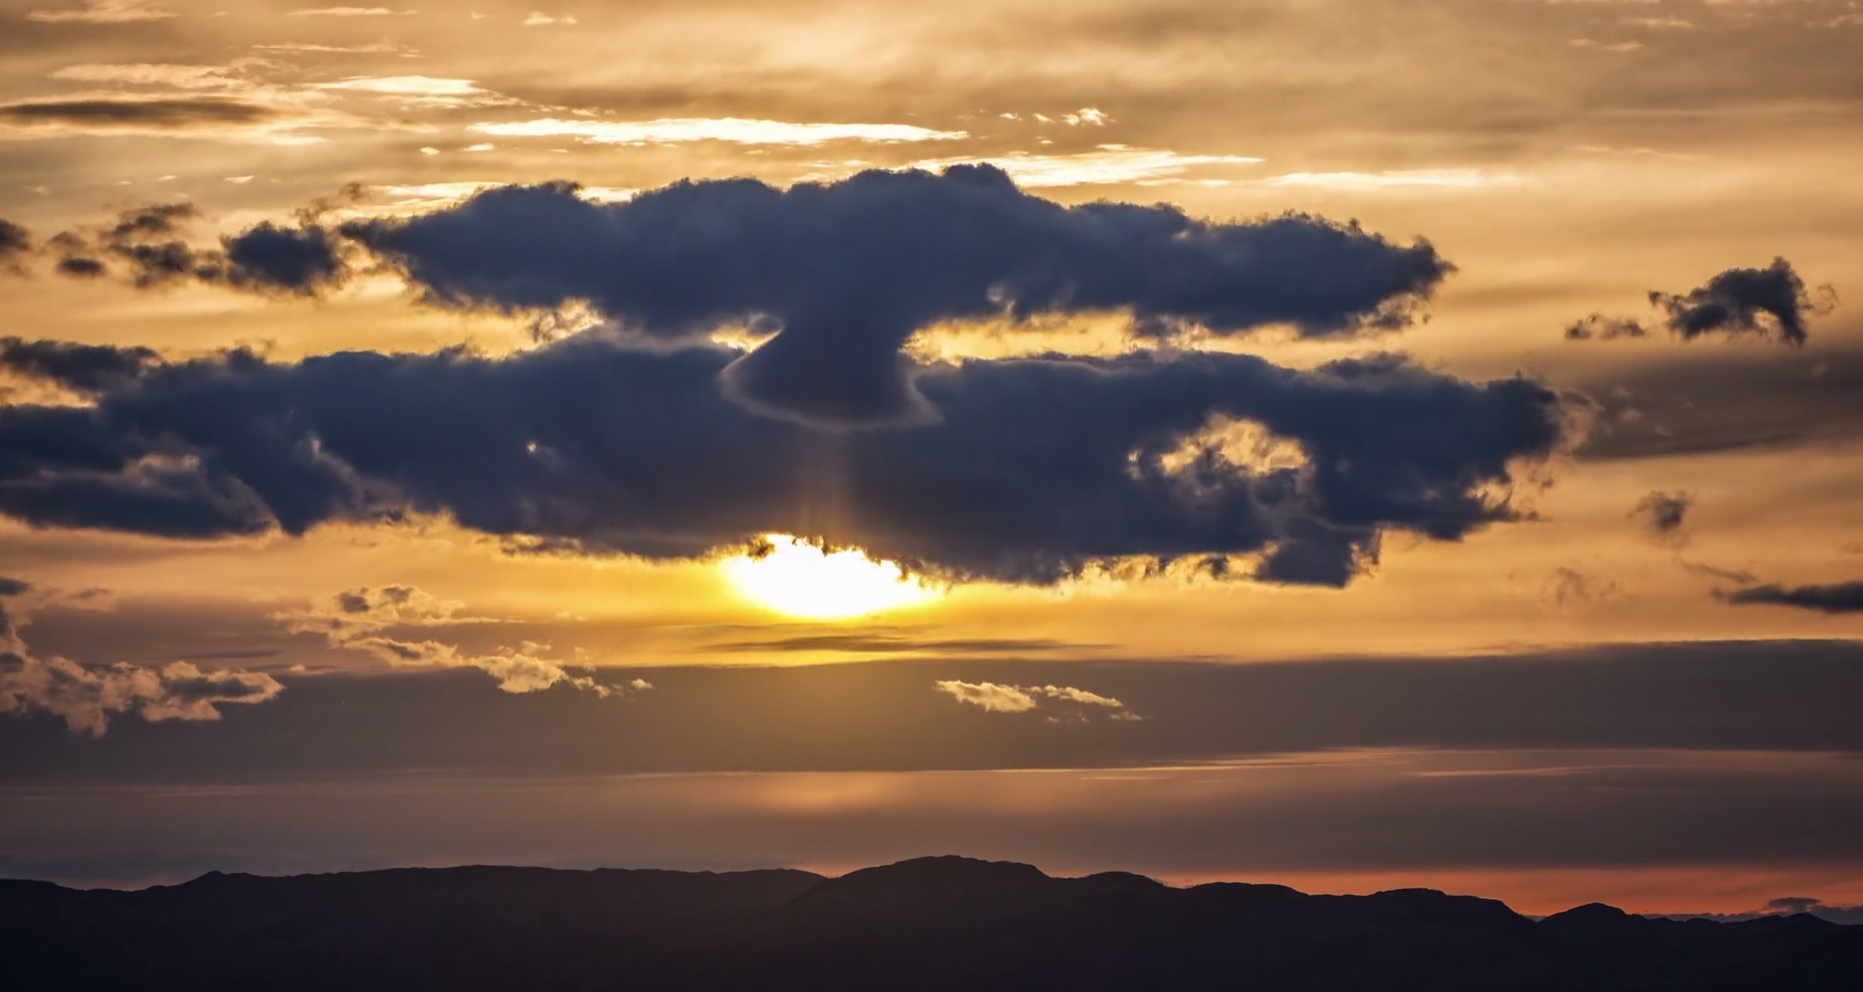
left=5, top=171, right=1552, bottom=583
left=1568, top=258, right=1836, bottom=347
left=1720, top=582, right=1863, bottom=614
left=335, top=168, right=1452, bottom=426
left=0, top=332, right=1561, bottom=585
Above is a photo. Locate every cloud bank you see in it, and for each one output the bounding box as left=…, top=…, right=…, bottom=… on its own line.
left=335, top=168, right=1453, bottom=427
left=0, top=170, right=1565, bottom=587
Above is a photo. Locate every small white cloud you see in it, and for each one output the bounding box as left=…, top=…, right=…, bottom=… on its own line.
left=522, top=11, right=577, bottom=26
left=225, top=175, right=254, bottom=183
left=906, top=148, right=1261, bottom=188
left=935, top=680, right=1134, bottom=717
left=463, top=142, right=494, bottom=151
left=1063, top=107, right=1109, bottom=126
left=313, top=75, right=483, bottom=96
left=472, top=117, right=966, bottom=147
left=419, top=146, right=440, bottom=155
left=1621, top=16, right=1695, bottom=30
left=935, top=680, right=1038, bottom=713
left=1031, top=685, right=1125, bottom=708
left=289, top=6, right=411, bottom=16
left=1568, top=38, right=1645, bottom=52
left=28, top=0, right=174, bottom=23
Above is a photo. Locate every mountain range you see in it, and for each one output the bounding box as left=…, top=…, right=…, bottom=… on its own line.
left=3, top=856, right=1859, bottom=990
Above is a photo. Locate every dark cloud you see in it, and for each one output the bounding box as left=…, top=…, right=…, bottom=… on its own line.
left=1720, top=582, right=1863, bottom=614
left=0, top=333, right=1562, bottom=586
left=0, top=97, right=284, bottom=132
left=1630, top=490, right=1692, bottom=545
left=0, top=338, right=159, bottom=394
left=1564, top=314, right=1647, bottom=342
left=0, top=219, right=29, bottom=275
left=46, top=204, right=348, bottom=296
left=335, top=169, right=1452, bottom=427
left=220, top=222, right=348, bottom=294
left=0, top=577, right=28, bottom=637
left=1651, top=258, right=1834, bottom=346
left=54, top=256, right=105, bottom=278
left=1572, top=259, right=1836, bottom=348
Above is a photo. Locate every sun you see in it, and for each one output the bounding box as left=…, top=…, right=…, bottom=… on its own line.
left=721, top=534, right=940, bottom=620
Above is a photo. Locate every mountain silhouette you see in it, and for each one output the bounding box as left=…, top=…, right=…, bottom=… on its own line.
left=3, top=856, right=1857, bottom=990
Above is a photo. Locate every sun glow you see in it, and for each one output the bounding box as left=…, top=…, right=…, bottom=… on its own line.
left=721, top=535, right=939, bottom=620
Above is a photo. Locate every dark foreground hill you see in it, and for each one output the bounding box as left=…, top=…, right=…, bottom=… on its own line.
left=3, top=856, right=1858, bottom=991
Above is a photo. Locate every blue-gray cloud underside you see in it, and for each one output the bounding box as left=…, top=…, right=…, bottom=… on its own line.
left=0, top=336, right=1559, bottom=587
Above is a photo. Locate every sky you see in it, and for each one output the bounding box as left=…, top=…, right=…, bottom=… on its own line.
left=0, top=0, right=1861, bottom=917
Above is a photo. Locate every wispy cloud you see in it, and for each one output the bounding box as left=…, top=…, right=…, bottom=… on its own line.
left=935, top=680, right=1133, bottom=717
left=1569, top=38, right=1646, bottom=53
left=522, top=11, right=577, bottom=26
left=27, top=0, right=173, bottom=23
left=288, top=6, right=411, bottom=16
left=311, top=75, right=483, bottom=97
left=471, top=117, right=967, bottom=147
left=354, top=181, right=634, bottom=215
left=1256, top=169, right=1526, bottom=191
left=252, top=42, right=418, bottom=55
left=906, top=146, right=1262, bottom=187
left=0, top=579, right=281, bottom=736
left=50, top=63, right=252, bottom=90
left=273, top=586, right=637, bottom=696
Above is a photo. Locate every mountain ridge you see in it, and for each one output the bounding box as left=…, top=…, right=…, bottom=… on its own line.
left=2, top=856, right=1858, bottom=990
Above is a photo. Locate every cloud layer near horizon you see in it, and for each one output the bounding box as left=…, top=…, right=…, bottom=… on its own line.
left=0, top=578, right=281, bottom=735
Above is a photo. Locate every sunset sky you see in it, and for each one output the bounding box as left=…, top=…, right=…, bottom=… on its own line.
left=2, top=0, right=1861, bottom=916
